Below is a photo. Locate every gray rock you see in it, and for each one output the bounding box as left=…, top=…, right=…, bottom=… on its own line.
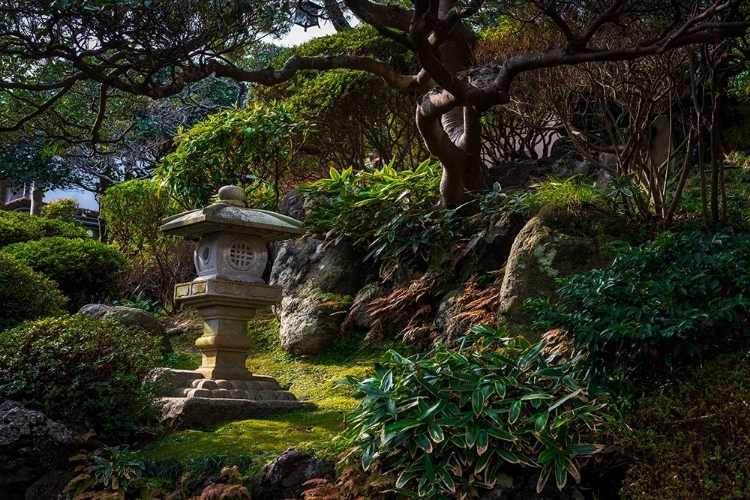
left=78, top=304, right=172, bottom=352
left=348, top=283, right=383, bottom=332
left=0, top=401, right=74, bottom=499
left=160, top=398, right=314, bottom=429
left=24, top=470, right=73, bottom=500
left=497, top=211, right=627, bottom=340
left=484, top=211, right=529, bottom=270
left=270, top=237, right=362, bottom=355
left=252, top=448, right=334, bottom=500
left=433, top=288, right=470, bottom=343
left=488, top=156, right=595, bottom=192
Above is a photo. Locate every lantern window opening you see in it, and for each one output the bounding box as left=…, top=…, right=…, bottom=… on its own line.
left=294, top=0, right=323, bottom=31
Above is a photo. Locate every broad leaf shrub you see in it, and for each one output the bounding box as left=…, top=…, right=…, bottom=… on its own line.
left=300, top=160, right=457, bottom=265
left=340, top=326, right=613, bottom=498
left=0, top=315, right=162, bottom=439
left=0, top=252, right=67, bottom=330
left=41, top=198, right=79, bottom=222
left=156, top=103, right=308, bottom=209
left=100, top=179, right=195, bottom=309
left=0, top=209, right=88, bottom=247
left=1, top=236, right=127, bottom=311
left=528, top=231, right=750, bottom=393
left=620, top=349, right=750, bottom=499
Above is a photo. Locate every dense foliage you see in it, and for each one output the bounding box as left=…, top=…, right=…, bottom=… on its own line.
left=0, top=252, right=66, bottom=330
left=528, top=231, right=750, bottom=393
left=0, top=209, right=88, bottom=247
left=156, top=103, right=307, bottom=209
left=301, top=161, right=457, bottom=266
left=620, top=350, right=750, bottom=499
left=341, top=326, right=613, bottom=498
left=100, top=180, right=194, bottom=308
left=41, top=198, right=79, bottom=222
left=0, top=315, right=162, bottom=438
left=255, top=26, right=425, bottom=172
left=2, top=236, right=127, bottom=311
left=512, top=177, right=612, bottom=215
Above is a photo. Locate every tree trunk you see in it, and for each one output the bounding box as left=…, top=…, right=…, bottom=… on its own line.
left=324, top=0, right=351, bottom=31
left=30, top=183, right=43, bottom=216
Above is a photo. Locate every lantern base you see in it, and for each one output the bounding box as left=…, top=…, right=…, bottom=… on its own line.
left=156, top=369, right=314, bottom=428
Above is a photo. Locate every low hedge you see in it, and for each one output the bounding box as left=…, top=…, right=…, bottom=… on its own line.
left=0, top=252, right=67, bottom=330
left=2, top=236, right=127, bottom=311
left=0, top=209, right=88, bottom=247
left=0, top=315, right=162, bottom=439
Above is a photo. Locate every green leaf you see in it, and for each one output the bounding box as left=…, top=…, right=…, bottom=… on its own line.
left=415, top=433, right=433, bottom=453
left=534, top=412, right=550, bottom=432
left=417, top=400, right=444, bottom=421
left=548, top=389, right=583, bottom=411
left=509, top=400, right=522, bottom=424
left=384, top=419, right=421, bottom=432
left=521, top=393, right=554, bottom=401
left=563, top=443, right=604, bottom=456
left=472, top=389, right=486, bottom=415
left=428, top=422, right=445, bottom=443
left=476, top=429, right=489, bottom=455
left=486, top=427, right=516, bottom=442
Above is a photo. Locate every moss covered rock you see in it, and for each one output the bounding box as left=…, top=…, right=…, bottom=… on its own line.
left=497, top=210, right=627, bottom=339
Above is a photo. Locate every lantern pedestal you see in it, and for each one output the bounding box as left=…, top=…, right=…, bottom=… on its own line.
left=175, top=278, right=280, bottom=380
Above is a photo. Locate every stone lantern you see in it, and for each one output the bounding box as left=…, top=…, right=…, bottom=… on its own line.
left=157, top=186, right=312, bottom=426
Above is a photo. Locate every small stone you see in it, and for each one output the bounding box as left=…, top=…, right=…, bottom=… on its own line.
left=218, top=185, right=246, bottom=206
left=215, top=379, right=232, bottom=389
left=252, top=448, right=334, bottom=500
left=195, top=379, right=218, bottom=390
left=231, top=380, right=247, bottom=390
left=211, top=389, right=230, bottom=398
left=186, top=388, right=212, bottom=398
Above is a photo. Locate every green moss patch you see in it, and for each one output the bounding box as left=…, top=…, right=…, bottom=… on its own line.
left=143, top=316, right=386, bottom=464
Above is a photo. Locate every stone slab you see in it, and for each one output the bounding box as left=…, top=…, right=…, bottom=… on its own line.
left=160, top=397, right=316, bottom=429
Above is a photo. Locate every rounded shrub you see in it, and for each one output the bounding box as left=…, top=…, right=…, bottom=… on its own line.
left=0, top=209, right=88, bottom=247
left=41, top=198, right=79, bottom=222
left=1, top=236, right=127, bottom=310
left=0, top=315, right=163, bottom=438
left=0, top=252, right=67, bottom=330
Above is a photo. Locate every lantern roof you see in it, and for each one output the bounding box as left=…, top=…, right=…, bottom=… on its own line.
left=160, top=185, right=304, bottom=241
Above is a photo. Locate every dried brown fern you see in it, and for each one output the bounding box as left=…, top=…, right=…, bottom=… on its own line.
left=364, top=269, right=445, bottom=344
left=452, top=271, right=505, bottom=327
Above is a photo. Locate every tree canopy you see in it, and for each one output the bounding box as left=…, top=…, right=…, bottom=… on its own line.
left=1, top=0, right=749, bottom=208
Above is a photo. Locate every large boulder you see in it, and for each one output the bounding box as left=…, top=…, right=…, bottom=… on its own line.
left=78, top=304, right=172, bottom=352
left=252, top=448, right=334, bottom=500
left=270, top=237, right=363, bottom=355
left=0, top=401, right=74, bottom=500
left=498, top=210, right=627, bottom=340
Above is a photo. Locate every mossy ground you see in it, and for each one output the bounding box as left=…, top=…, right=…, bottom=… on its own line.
left=142, top=314, right=389, bottom=467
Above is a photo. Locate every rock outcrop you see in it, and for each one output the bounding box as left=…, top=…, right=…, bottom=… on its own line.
left=78, top=304, right=172, bottom=352
left=0, top=401, right=74, bottom=500
left=270, top=237, right=363, bottom=355
left=498, top=210, right=627, bottom=340
left=252, top=448, right=334, bottom=500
